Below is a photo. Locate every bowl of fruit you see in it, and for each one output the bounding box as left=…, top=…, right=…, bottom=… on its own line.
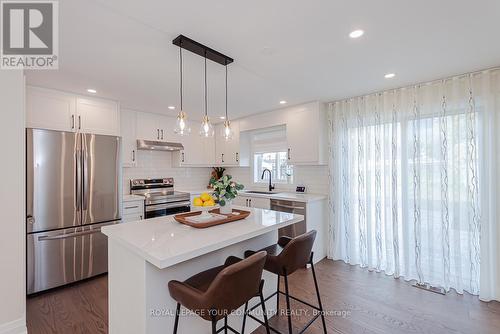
left=192, top=192, right=217, bottom=219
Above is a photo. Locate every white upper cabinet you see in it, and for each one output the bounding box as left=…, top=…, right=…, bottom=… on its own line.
left=26, top=86, right=120, bottom=136
left=136, top=112, right=174, bottom=142
left=173, top=121, right=216, bottom=167
left=121, top=109, right=137, bottom=167
left=286, top=102, right=327, bottom=165
left=26, top=86, right=76, bottom=132
left=215, top=121, right=240, bottom=166
left=76, top=97, right=120, bottom=136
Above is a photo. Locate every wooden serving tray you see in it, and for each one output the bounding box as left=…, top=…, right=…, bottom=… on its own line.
left=174, top=208, right=251, bottom=228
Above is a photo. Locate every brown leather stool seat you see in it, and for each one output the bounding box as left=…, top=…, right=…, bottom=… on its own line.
left=244, top=230, right=328, bottom=334
left=168, top=251, right=271, bottom=334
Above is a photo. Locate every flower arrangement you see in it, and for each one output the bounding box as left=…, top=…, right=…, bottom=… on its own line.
left=208, top=167, right=226, bottom=189
left=209, top=175, right=244, bottom=207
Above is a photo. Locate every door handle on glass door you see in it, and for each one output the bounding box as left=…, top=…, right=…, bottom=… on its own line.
left=287, top=148, right=291, bottom=160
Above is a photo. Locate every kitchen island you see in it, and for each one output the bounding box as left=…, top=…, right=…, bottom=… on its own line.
left=102, top=207, right=304, bottom=334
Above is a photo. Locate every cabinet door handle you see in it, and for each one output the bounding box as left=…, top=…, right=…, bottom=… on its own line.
left=78, top=115, right=81, bottom=130
left=221, top=153, right=224, bottom=163
left=157, top=129, right=160, bottom=140
left=236, top=152, right=239, bottom=163
left=182, top=152, right=185, bottom=162
left=125, top=205, right=139, bottom=209
left=71, top=115, right=75, bottom=129
left=287, top=148, right=291, bottom=160
left=249, top=199, right=252, bottom=207
left=246, top=199, right=249, bottom=206
left=132, top=150, right=136, bottom=162
left=161, top=129, right=164, bottom=140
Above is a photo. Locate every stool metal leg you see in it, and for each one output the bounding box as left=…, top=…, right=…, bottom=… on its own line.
left=210, top=310, right=217, bottom=334
left=224, top=316, right=228, bottom=334
left=241, top=302, right=248, bottom=334
left=283, top=269, right=293, bottom=334
left=276, top=274, right=280, bottom=314
left=173, top=303, right=180, bottom=334
left=259, top=280, right=271, bottom=334
left=310, top=255, right=327, bottom=333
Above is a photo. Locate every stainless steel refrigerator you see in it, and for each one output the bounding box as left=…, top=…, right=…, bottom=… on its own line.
left=26, top=128, right=121, bottom=294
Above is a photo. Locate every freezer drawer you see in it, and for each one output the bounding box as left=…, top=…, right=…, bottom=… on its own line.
left=27, top=221, right=117, bottom=294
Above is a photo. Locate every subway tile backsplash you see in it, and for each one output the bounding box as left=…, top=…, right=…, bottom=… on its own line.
left=122, top=150, right=212, bottom=194
left=122, top=150, right=328, bottom=195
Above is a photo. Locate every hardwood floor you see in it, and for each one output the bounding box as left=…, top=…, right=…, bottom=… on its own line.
left=27, top=260, right=500, bottom=334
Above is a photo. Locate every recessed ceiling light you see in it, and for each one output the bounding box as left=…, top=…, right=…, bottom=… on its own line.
left=168, top=106, right=176, bottom=110
left=279, top=100, right=287, bottom=105
left=349, top=29, right=364, bottom=39
left=219, top=116, right=226, bottom=120
left=87, top=88, right=97, bottom=94
left=384, top=73, right=396, bottom=79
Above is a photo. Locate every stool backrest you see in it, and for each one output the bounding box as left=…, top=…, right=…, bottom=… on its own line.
left=280, top=230, right=317, bottom=274
left=205, top=251, right=267, bottom=317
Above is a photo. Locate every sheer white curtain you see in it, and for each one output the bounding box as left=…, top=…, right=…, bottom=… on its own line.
left=327, top=69, right=500, bottom=301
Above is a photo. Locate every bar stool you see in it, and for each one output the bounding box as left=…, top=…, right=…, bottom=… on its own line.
left=244, top=230, right=327, bottom=334
left=168, top=251, right=271, bottom=334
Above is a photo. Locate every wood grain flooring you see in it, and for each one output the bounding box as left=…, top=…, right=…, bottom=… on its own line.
left=27, top=260, right=500, bottom=334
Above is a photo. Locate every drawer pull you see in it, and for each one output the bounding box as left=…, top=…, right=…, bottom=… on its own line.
left=125, top=205, right=139, bottom=209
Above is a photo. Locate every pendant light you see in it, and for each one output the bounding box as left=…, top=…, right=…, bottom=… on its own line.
left=222, top=64, right=233, bottom=141
left=200, top=55, right=214, bottom=137
left=174, top=46, right=191, bottom=135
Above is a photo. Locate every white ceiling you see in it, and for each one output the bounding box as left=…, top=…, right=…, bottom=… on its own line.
left=26, top=0, right=500, bottom=120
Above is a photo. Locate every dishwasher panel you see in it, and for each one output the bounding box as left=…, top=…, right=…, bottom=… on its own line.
left=270, top=199, right=306, bottom=238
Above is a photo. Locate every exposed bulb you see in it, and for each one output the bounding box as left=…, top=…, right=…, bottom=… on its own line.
left=174, top=111, right=191, bottom=136
left=199, top=115, right=214, bottom=137
left=223, top=120, right=232, bottom=141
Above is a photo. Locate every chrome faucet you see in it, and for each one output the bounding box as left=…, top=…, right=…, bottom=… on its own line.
left=261, top=168, right=275, bottom=192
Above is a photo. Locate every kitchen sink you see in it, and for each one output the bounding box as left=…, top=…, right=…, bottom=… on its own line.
left=245, top=191, right=280, bottom=195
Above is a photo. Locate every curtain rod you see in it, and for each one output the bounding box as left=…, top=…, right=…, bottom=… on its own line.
left=328, top=65, right=500, bottom=105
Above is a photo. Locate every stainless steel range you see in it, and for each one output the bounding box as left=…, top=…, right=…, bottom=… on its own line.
left=130, top=178, right=190, bottom=219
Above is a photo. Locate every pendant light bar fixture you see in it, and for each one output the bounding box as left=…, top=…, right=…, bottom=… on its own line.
left=172, top=34, right=233, bottom=138
left=172, top=35, right=234, bottom=66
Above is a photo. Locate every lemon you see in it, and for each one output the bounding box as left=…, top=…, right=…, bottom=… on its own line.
left=193, top=197, right=203, bottom=207
left=203, top=200, right=215, bottom=207
left=200, top=192, right=212, bottom=202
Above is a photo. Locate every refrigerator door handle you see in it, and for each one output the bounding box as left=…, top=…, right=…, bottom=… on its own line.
left=82, top=137, right=89, bottom=211
left=76, top=147, right=82, bottom=213
left=38, top=228, right=102, bottom=241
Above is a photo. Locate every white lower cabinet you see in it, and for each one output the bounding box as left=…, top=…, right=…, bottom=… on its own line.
left=122, top=198, right=144, bottom=223
left=234, top=195, right=270, bottom=209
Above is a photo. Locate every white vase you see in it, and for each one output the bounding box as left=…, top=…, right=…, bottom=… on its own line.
left=220, top=199, right=233, bottom=214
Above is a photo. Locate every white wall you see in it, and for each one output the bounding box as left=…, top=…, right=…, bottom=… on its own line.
left=122, top=150, right=212, bottom=193
left=0, top=71, right=27, bottom=334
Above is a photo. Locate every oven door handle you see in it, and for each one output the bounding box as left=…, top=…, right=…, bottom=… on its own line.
left=145, top=201, right=191, bottom=212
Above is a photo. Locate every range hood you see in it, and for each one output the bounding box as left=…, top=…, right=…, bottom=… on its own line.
left=136, top=139, right=184, bottom=151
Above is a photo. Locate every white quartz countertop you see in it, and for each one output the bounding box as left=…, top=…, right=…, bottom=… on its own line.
left=178, top=189, right=327, bottom=203
left=102, top=207, right=304, bottom=269
left=123, top=194, right=145, bottom=202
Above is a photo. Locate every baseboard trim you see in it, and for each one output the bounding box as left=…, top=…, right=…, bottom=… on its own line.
left=0, top=318, right=27, bottom=334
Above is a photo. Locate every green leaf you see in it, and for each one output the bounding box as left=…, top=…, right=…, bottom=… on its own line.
left=219, top=199, right=226, bottom=206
